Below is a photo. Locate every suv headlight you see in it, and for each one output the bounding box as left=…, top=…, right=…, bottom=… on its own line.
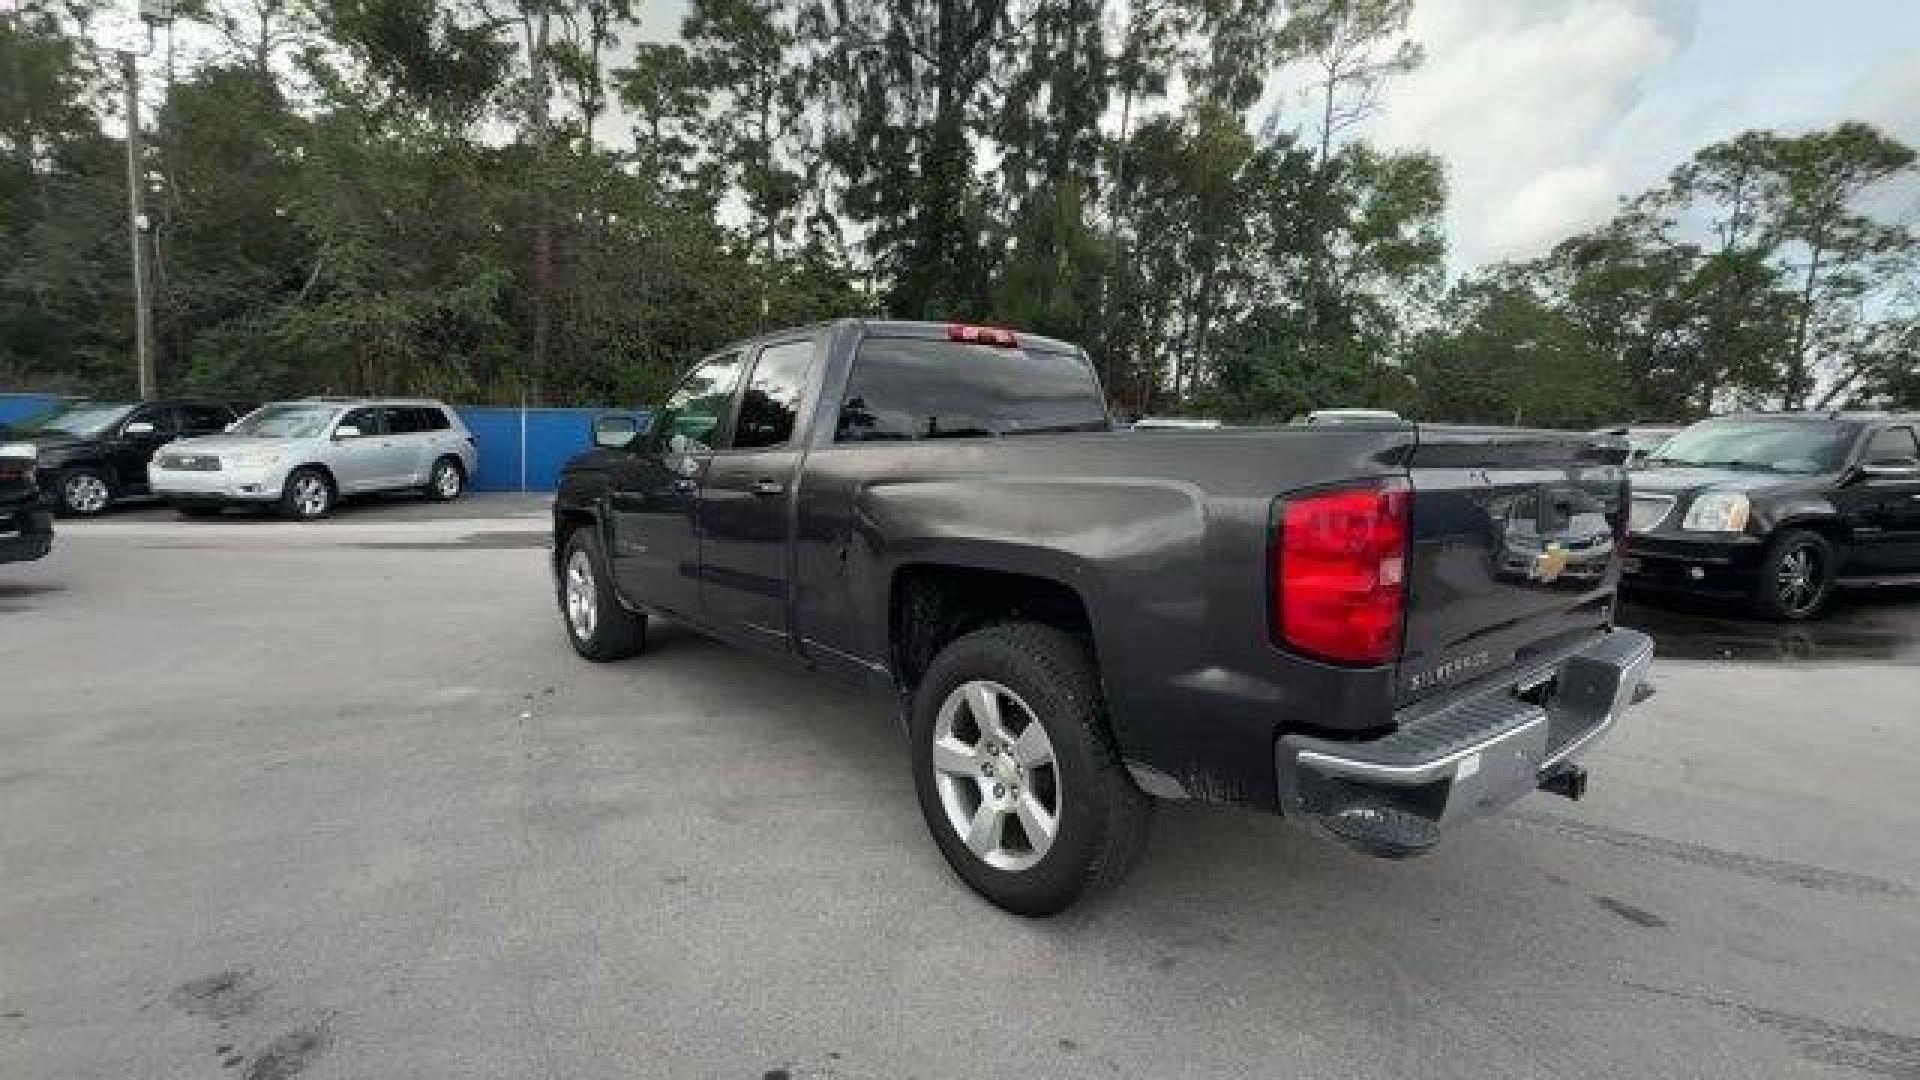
left=1682, top=489, right=1750, bottom=533
left=0, top=442, right=37, bottom=461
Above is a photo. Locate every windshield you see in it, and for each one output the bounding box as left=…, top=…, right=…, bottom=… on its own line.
left=1649, top=420, right=1859, bottom=474
left=10, top=402, right=134, bottom=438
left=230, top=403, right=338, bottom=439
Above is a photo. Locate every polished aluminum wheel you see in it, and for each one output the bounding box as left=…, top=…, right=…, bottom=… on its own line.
left=291, top=473, right=330, bottom=518
left=565, top=548, right=598, bottom=641
left=63, top=472, right=110, bottom=514
left=931, top=680, right=1061, bottom=872
left=1777, top=544, right=1821, bottom=615
left=434, top=462, right=462, bottom=499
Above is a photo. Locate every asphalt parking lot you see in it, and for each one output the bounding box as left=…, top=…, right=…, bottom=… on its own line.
left=4, top=498, right=1919, bottom=1080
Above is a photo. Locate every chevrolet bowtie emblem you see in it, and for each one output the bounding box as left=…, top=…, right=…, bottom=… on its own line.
left=1532, top=543, right=1568, bottom=583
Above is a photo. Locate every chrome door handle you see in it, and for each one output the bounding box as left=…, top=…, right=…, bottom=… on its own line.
left=672, top=478, right=697, bottom=493
left=751, top=479, right=785, bottom=496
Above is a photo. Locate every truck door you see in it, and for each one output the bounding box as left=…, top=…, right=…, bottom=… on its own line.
left=608, top=351, right=743, bottom=619
left=113, top=404, right=178, bottom=492
left=697, top=337, right=820, bottom=645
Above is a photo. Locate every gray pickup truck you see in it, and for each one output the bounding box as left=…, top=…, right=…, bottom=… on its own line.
left=552, top=320, right=1654, bottom=915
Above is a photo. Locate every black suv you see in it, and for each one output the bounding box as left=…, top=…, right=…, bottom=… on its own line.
left=0, top=399, right=245, bottom=515
left=1, top=440, right=54, bottom=563
left=1623, top=412, right=1920, bottom=618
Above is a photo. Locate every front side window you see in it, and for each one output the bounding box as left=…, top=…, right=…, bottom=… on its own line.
left=733, top=341, right=816, bottom=450
left=124, top=405, right=177, bottom=436
left=834, top=338, right=1107, bottom=443
left=1863, top=426, right=1919, bottom=465
left=653, top=352, right=743, bottom=454
left=339, top=408, right=385, bottom=437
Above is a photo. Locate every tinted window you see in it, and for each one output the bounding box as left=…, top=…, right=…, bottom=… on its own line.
left=653, top=352, right=743, bottom=454
left=178, top=404, right=232, bottom=434
left=384, top=407, right=425, bottom=434
left=125, top=405, right=176, bottom=436
left=418, top=406, right=451, bottom=431
left=339, top=407, right=385, bottom=437
left=733, top=341, right=815, bottom=450
left=1863, top=426, right=1919, bottom=464
left=834, top=338, right=1107, bottom=442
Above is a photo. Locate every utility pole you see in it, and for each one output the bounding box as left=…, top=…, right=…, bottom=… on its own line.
left=123, top=49, right=156, bottom=402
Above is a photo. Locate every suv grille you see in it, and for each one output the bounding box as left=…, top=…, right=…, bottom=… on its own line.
left=159, top=454, right=220, bottom=472
left=1628, top=494, right=1674, bottom=533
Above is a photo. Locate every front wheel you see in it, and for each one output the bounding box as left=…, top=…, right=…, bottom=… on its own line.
left=280, top=467, right=334, bottom=521
left=910, top=622, right=1151, bottom=917
left=1749, top=528, right=1837, bottom=621
left=424, top=457, right=465, bottom=502
left=57, top=468, right=113, bottom=516
left=559, top=527, right=646, bottom=661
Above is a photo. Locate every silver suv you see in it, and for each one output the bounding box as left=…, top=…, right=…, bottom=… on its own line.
left=150, top=397, right=478, bottom=519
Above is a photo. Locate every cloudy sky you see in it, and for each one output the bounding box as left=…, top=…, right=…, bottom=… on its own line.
left=475, top=0, right=1920, bottom=274
left=1367, top=0, right=1920, bottom=269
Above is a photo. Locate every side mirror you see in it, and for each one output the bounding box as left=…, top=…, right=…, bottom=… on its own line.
left=592, top=412, right=642, bottom=449
left=1860, top=458, right=1920, bottom=479
left=333, top=424, right=362, bottom=440
left=124, top=421, right=156, bottom=436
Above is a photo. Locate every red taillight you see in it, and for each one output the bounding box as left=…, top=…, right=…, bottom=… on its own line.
left=947, top=324, right=1019, bottom=348
left=1274, top=481, right=1410, bottom=666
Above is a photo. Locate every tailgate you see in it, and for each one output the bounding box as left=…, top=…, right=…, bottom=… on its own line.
left=1397, top=425, right=1629, bottom=707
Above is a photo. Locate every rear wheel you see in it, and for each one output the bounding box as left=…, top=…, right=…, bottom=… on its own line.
left=424, top=456, right=465, bottom=502
left=57, top=468, right=113, bottom=516
left=280, top=467, right=334, bottom=521
left=1749, top=528, right=1837, bottom=621
left=560, top=527, right=646, bottom=661
left=909, top=622, right=1151, bottom=917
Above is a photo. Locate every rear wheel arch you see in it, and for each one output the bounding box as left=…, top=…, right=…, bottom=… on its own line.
left=886, top=562, right=1100, bottom=696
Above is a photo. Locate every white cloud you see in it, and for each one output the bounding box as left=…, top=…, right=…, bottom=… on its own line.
left=1373, top=0, right=1690, bottom=269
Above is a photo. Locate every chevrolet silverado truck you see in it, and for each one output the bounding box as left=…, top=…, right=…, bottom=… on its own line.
left=551, top=320, right=1655, bottom=915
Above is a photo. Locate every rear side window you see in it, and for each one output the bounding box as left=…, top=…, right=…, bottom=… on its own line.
left=1863, top=426, right=1919, bottom=464
left=733, top=341, right=815, bottom=450
left=384, top=407, right=423, bottom=434
left=834, top=338, right=1107, bottom=442
left=418, top=406, right=452, bottom=431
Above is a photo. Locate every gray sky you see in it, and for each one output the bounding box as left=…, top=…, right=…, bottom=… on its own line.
left=1368, top=0, right=1920, bottom=269
left=627, top=0, right=1919, bottom=271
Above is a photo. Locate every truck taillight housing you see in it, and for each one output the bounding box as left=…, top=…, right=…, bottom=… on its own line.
left=1274, top=480, right=1410, bottom=666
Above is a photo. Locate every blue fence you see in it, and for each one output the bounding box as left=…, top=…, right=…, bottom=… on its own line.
left=0, top=393, right=635, bottom=493
left=0, top=393, right=59, bottom=426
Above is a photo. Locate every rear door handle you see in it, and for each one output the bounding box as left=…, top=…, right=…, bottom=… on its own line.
left=672, top=478, right=698, bottom=493
left=751, top=479, right=785, bottom=497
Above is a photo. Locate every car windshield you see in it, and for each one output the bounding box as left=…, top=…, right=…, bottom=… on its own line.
left=9, top=402, right=134, bottom=438
left=1648, top=420, right=1858, bottom=474
left=230, top=403, right=338, bottom=438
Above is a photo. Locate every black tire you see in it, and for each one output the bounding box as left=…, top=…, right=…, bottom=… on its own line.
left=423, top=456, right=465, bottom=502
left=559, top=526, right=646, bottom=662
left=55, top=467, right=114, bottom=516
left=279, top=466, right=335, bottom=521
left=174, top=504, right=223, bottom=518
left=909, top=622, right=1151, bottom=917
left=1748, top=528, right=1837, bottom=621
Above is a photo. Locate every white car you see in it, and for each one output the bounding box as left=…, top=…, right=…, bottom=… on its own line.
left=150, top=398, right=477, bottom=519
